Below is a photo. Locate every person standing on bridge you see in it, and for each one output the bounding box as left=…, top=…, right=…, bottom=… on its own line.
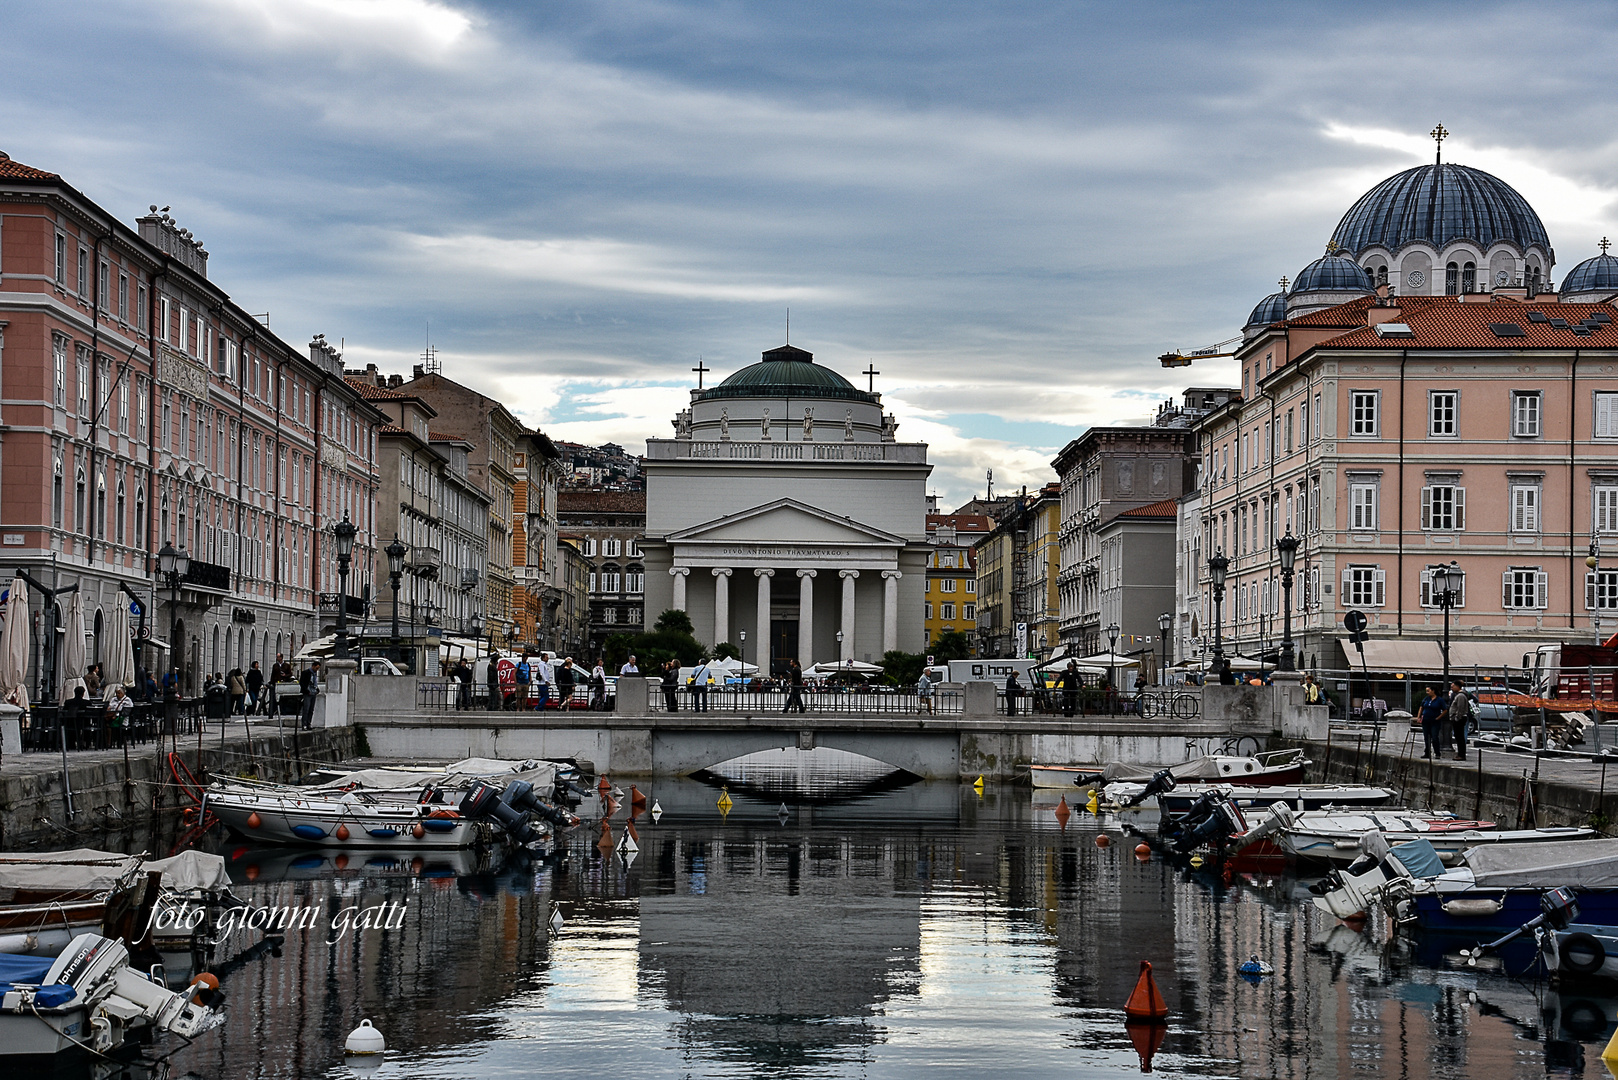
left=784, top=660, right=806, bottom=714
left=1060, top=662, right=1080, bottom=717
left=1005, top=670, right=1023, bottom=716
left=1418, top=685, right=1448, bottom=760
left=661, top=658, right=681, bottom=712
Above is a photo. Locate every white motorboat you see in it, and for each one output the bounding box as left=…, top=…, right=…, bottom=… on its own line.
left=0, top=933, right=217, bottom=1057
left=1029, top=764, right=1106, bottom=789
left=1104, top=781, right=1394, bottom=814
left=1269, top=804, right=1592, bottom=864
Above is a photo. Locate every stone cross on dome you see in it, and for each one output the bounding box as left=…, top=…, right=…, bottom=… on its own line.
left=1430, top=122, right=1448, bottom=164
left=863, top=362, right=880, bottom=393
left=1278, top=275, right=1290, bottom=291
left=691, top=357, right=709, bottom=388
left=1602, top=237, right=1612, bottom=255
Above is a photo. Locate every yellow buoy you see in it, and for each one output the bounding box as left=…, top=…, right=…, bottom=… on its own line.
left=973, top=775, right=985, bottom=796
left=1602, top=1021, right=1618, bottom=1071
left=717, top=789, right=733, bottom=816
left=1086, top=788, right=1099, bottom=815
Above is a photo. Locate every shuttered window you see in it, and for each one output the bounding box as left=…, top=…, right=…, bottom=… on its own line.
left=1596, top=487, right=1618, bottom=535
left=1350, top=483, right=1378, bottom=532
left=1503, top=568, right=1549, bottom=609
left=1419, top=567, right=1467, bottom=608
left=1420, top=485, right=1465, bottom=531
left=1597, top=393, right=1618, bottom=439
left=1342, top=565, right=1386, bottom=607
left=1512, top=392, right=1542, bottom=437
left=1511, top=485, right=1540, bottom=533
left=1588, top=570, right=1618, bottom=611
left=1429, top=391, right=1458, bottom=437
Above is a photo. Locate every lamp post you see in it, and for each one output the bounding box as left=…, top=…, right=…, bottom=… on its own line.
left=1276, top=529, right=1299, bottom=672
left=1590, top=538, right=1604, bottom=644
left=1207, top=550, right=1229, bottom=671
left=1158, top=612, right=1173, bottom=686
left=1432, top=560, right=1461, bottom=697
left=738, top=628, right=747, bottom=692
left=333, top=513, right=357, bottom=661
left=386, top=536, right=407, bottom=661
left=1105, top=622, right=1120, bottom=714
left=157, top=542, right=190, bottom=685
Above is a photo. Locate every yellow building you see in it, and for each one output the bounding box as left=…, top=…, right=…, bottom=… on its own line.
left=973, top=484, right=1062, bottom=659
left=923, top=513, right=992, bottom=652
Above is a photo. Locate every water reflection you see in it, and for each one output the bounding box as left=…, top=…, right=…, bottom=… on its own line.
left=20, top=778, right=1616, bottom=1078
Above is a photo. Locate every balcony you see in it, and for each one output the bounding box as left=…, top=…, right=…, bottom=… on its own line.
left=409, top=546, right=442, bottom=580
left=318, top=593, right=367, bottom=617
left=181, top=559, right=230, bottom=593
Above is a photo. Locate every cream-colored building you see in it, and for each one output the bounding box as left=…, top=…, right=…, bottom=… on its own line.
left=641, top=344, right=931, bottom=673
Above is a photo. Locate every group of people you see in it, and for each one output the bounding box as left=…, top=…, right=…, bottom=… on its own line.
left=1418, top=681, right=1475, bottom=760
left=449, top=652, right=612, bottom=711
left=195, top=657, right=297, bottom=717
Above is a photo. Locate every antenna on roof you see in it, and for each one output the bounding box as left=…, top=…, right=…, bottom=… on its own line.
left=422, top=321, right=440, bottom=375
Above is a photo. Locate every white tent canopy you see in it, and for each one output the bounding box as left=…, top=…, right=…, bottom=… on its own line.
left=806, top=660, right=884, bottom=678
left=1074, top=652, right=1141, bottom=670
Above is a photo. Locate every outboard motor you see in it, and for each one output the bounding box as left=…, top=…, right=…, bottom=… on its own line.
left=1462, top=885, right=1581, bottom=965
left=459, top=782, right=542, bottom=846
left=1172, top=799, right=1247, bottom=854
left=501, top=780, right=578, bottom=829
left=1122, top=769, right=1177, bottom=809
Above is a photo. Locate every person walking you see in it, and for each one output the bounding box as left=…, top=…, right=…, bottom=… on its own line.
left=454, top=658, right=473, bottom=709
left=589, top=659, right=608, bottom=710
left=917, top=669, right=934, bottom=715
left=1303, top=674, right=1321, bottom=706
left=1418, top=685, right=1448, bottom=760
left=783, top=660, right=806, bottom=714
left=689, top=662, right=711, bottom=712
left=514, top=653, right=533, bottom=709
left=1447, top=680, right=1473, bottom=760
left=1218, top=659, right=1237, bottom=685
left=108, top=685, right=133, bottom=748
left=269, top=653, right=294, bottom=718
left=661, top=659, right=681, bottom=712
left=1060, top=661, right=1080, bottom=718
left=557, top=657, right=577, bottom=709
left=299, top=660, right=322, bottom=730
left=227, top=667, right=247, bottom=716
left=620, top=654, right=640, bottom=676
left=1005, top=670, right=1023, bottom=716
left=534, top=652, right=554, bottom=710
left=245, top=661, right=265, bottom=715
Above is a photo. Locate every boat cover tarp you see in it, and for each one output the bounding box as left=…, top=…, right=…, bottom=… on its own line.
left=1462, top=837, right=1618, bottom=889
left=0, top=952, right=75, bottom=1006
left=0, top=850, right=138, bottom=893
left=317, top=758, right=555, bottom=791
left=144, top=850, right=230, bottom=893
left=1390, top=839, right=1446, bottom=879
left=1101, top=756, right=1248, bottom=783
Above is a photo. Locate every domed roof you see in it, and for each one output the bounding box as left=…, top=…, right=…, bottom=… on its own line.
left=699, top=344, right=876, bottom=403
left=1244, top=292, right=1288, bottom=328
left=1290, top=254, right=1373, bottom=295
left=1330, top=163, right=1551, bottom=256
left=1560, top=251, right=1618, bottom=296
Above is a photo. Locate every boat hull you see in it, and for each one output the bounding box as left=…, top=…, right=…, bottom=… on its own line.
left=1028, top=765, right=1103, bottom=788
left=1158, top=785, right=1392, bottom=815
left=0, top=1006, right=101, bottom=1057
left=1416, top=891, right=1618, bottom=937
left=1286, top=825, right=1593, bottom=865
left=209, top=792, right=480, bottom=849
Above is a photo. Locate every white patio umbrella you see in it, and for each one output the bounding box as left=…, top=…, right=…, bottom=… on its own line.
left=0, top=577, right=30, bottom=713
left=806, top=659, right=884, bottom=678
left=60, top=590, right=87, bottom=703
left=103, top=600, right=136, bottom=699
left=1074, top=652, right=1142, bottom=670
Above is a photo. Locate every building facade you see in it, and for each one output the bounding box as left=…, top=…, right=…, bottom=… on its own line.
left=923, top=513, right=992, bottom=652
left=972, top=486, right=1061, bottom=659
left=641, top=344, right=931, bottom=673
left=1094, top=498, right=1178, bottom=672
left=513, top=431, right=564, bottom=650
left=0, top=153, right=382, bottom=696
left=556, top=489, right=647, bottom=656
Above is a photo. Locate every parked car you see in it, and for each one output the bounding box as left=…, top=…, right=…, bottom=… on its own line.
left=1463, top=685, right=1516, bottom=733
left=358, top=656, right=405, bottom=676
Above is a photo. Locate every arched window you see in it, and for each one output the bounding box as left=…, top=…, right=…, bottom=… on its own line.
left=1375, top=264, right=1388, bottom=287
left=75, top=466, right=86, bottom=534
left=1445, top=262, right=1459, bottom=295
left=52, top=452, right=63, bottom=529
left=1462, top=261, right=1476, bottom=293
left=95, top=471, right=106, bottom=540
left=135, top=487, right=146, bottom=548
left=1528, top=261, right=1542, bottom=293
left=115, top=480, right=126, bottom=546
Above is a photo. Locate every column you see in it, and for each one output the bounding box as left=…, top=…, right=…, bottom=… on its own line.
left=754, top=569, right=774, bottom=668
left=839, top=569, right=859, bottom=662
left=881, top=570, right=902, bottom=654
left=670, top=566, right=689, bottom=611
left=797, top=569, right=816, bottom=667
left=712, top=568, right=731, bottom=644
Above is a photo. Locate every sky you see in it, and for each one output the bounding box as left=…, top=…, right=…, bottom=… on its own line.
left=6, top=1, right=1618, bottom=507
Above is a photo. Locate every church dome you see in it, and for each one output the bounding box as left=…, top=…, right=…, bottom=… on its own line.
left=699, top=345, right=876, bottom=403
left=1244, top=292, right=1288, bottom=328
left=1330, top=163, right=1551, bottom=256
left=1290, top=254, right=1373, bottom=295
left=1560, top=251, right=1618, bottom=296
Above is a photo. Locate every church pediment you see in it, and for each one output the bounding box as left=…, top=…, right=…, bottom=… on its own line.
left=667, top=498, right=906, bottom=547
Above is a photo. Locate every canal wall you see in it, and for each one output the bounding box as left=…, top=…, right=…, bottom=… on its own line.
left=0, top=726, right=356, bottom=848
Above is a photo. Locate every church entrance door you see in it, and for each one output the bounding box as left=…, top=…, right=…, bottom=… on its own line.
left=770, top=620, right=798, bottom=676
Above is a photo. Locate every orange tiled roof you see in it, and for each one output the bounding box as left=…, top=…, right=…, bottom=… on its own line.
left=377, top=423, right=407, bottom=436
left=345, top=377, right=415, bottom=400
left=429, top=429, right=469, bottom=443
left=1324, top=296, right=1618, bottom=350
left=1117, top=498, right=1179, bottom=519
left=557, top=489, right=646, bottom=513
left=1282, top=295, right=1382, bottom=328
left=927, top=513, right=995, bottom=531
left=0, top=156, right=59, bottom=181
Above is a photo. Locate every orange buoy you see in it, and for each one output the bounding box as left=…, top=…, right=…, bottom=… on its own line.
left=597, top=826, right=615, bottom=852
left=230, top=845, right=248, bottom=861
left=626, top=819, right=640, bottom=843
left=630, top=785, right=646, bottom=808
left=244, top=864, right=260, bottom=881
left=335, top=853, right=349, bottom=870
left=1126, top=1015, right=1168, bottom=1072
left=410, top=857, right=424, bottom=874
left=597, top=775, right=611, bottom=796
left=336, top=824, right=350, bottom=841
left=190, top=973, right=220, bottom=991
left=412, top=823, right=425, bottom=839
left=1095, top=834, right=1111, bottom=848
left=1135, top=843, right=1151, bottom=857
left=1054, top=797, right=1071, bottom=828
left=246, top=811, right=262, bottom=829
left=1124, top=960, right=1169, bottom=1021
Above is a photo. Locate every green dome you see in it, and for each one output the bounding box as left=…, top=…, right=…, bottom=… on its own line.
left=698, top=345, right=876, bottom=403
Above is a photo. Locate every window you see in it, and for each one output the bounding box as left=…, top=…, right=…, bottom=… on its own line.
left=965, top=579, right=976, bottom=594
left=158, top=297, right=170, bottom=342
left=1429, top=391, right=1457, bottom=437
left=118, top=274, right=128, bottom=321
left=1349, top=483, right=1378, bottom=531
left=51, top=452, right=63, bottom=529
left=1589, top=570, right=1618, bottom=611
left=603, top=607, right=618, bottom=625
left=940, top=578, right=956, bottom=593
left=942, top=603, right=956, bottom=621
left=1511, top=484, right=1540, bottom=533
left=1342, top=565, right=1386, bottom=607
left=54, top=234, right=65, bottom=285
left=602, top=571, right=621, bottom=593
left=115, top=480, right=125, bottom=545
left=628, top=572, right=645, bottom=594
left=583, top=538, right=597, bottom=557
left=98, top=261, right=108, bottom=307
left=1419, top=566, right=1467, bottom=608
left=1445, top=261, right=1459, bottom=295
left=603, top=538, right=621, bottom=557
left=136, top=378, right=148, bottom=441
left=924, top=602, right=933, bottom=620
left=1503, top=567, right=1549, bottom=609
left=53, top=337, right=66, bottom=407
left=1513, top=392, right=1542, bottom=438
left=77, top=248, right=87, bottom=296
left=1598, top=487, right=1618, bottom=535
left=118, top=375, right=129, bottom=435
left=76, top=353, right=89, bottom=419
left=1300, top=399, right=1309, bottom=446
left=964, top=603, right=976, bottom=621
left=1284, top=409, right=1294, bottom=453
left=1313, top=392, right=1322, bottom=439
left=1420, top=484, right=1465, bottom=531
left=626, top=540, right=641, bottom=557
left=589, top=572, right=597, bottom=593
left=137, top=285, right=147, bottom=330
left=134, top=487, right=145, bottom=545
left=1351, top=391, right=1379, bottom=436
left=1462, top=261, right=1476, bottom=293
left=1598, top=393, right=1618, bottom=439
left=161, top=398, right=171, bottom=451
left=74, top=466, right=85, bottom=534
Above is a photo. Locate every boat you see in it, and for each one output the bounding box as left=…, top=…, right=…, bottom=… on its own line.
left=1034, top=748, right=1311, bottom=791
left=0, top=933, right=217, bottom=1057
left=1109, top=781, right=1394, bottom=815
left=1029, top=764, right=1107, bottom=788
left=1274, top=803, right=1594, bottom=865
left=1543, top=924, right=1618, bottom=981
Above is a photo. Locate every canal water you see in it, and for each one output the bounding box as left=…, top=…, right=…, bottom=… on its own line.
left=43, top=778, right=1618, bottom=1078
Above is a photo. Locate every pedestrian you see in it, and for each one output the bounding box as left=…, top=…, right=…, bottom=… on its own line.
left=1418, top=685, right=1448, bottom=760
left=620, top=654, right=640, bottom=676
left=1005, top=670, right=1022, bottom=716
left=917, top=669, right=934, bottom=715
left=299, top=660, right=322, bottom=730
left=1303, top=674, right=1321, bottom=705
left=108, top=685, right=133, bottom=748
left=1218, top=659, right=1237, bottom=685
left=661, top=659, right=681, bottom=712
left=1060, top=661, right=1079, bottom=717
left=1447, top=680, right=1473, bottom=760
left=227, top=667, right=247, bottom=715
left=205, top=674, right=229, bottom=721
left=515, top=653, right=532, bottom=708
left=534, top=652, right=554, bottom=710
left=557, top=657, right=577, bottom=709
left=783, top=660, right=806, bottom=714
left=689, top=662, right=710, bottom=712
left=269, top=653, right=294, bottom=718
left=590, top=659, right=608, bottom=710
left=451, top=658, right=471, bottom=709
left=85, top=664, right=102, bottom=698
left=245, top=661, right=264, bottom=715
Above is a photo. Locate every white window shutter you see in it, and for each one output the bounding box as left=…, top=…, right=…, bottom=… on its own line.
left=1598, top=394, right=1612, bottom=438
left=1503, top=571, right=1513, bottom=608
left=1453, top=486, right=1465, bottom=530
left=1536, top=570, right=1549, bottom=608
left=1420, top=487, right=1432, bottom=530
left=1588, top=571, right=1598, bottom=611
left=1341, top=567, right=1352, bottom=600
left=1373, top=568, right=1386, bottom=606
left=1419, top=568, right=1432, bottom=607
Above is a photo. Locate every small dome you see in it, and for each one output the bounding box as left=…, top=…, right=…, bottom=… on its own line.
left=1244, top=292, right=1288, bottom=328
left=1331, top=163, right=1551, bottom=256
left=1560, top=252, right=1618, bottom=296
left=699, top=344, right=875, bottom=403
left=1290, top=254, right=1373, bottom=295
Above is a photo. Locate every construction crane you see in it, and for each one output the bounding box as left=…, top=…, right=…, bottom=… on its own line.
left=1158, top=335, right=1242, bottom=368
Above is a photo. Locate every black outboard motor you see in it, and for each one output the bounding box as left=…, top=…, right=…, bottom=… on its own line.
left=459, top=782, right=541, bottom=846
left=501, top=780, right=577, bottom=828
left=1122, top=769, right=1177, bottom=809
left=1172, top=799, right=1246, bottom=854
left=1159, top=789, right=1222, bottom=844
left=1462, top=885, right=1581, bottom=964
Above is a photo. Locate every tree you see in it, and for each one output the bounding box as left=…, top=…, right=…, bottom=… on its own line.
left=931, top=630, right=973, bottom=662
left=654, top=609, right=695, bottom=635
left=602, top=611, right=707, bottom=671
left=881, top=650, right=926, bottom=686
left=712, top=641, right=740, bottom=661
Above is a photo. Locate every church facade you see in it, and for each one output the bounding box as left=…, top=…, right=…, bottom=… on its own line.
left=641, top=345, right=931, bottom=671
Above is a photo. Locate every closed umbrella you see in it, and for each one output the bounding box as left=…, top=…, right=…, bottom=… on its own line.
left=103, top=601, right=135, bottom=699
left=0, top=577, right=30, bottom=713
left=60, top=590, right=87, bottom=703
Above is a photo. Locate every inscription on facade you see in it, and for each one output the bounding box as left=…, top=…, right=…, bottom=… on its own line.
left=158, top=348, right=208, bottom=399
left=714, top=544, right=858, bottom=560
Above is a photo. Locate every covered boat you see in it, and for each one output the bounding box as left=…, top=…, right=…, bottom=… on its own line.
left=1037, top=748, right=1310, bottom=791
left=1275, top=805, right=1591, bottom=864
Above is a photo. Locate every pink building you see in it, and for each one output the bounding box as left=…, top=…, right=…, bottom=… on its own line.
left=0, top=152, right=383, bottom=695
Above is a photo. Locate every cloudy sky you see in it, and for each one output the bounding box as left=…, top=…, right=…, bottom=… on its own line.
left=6, top=1, right=1618, bottom=506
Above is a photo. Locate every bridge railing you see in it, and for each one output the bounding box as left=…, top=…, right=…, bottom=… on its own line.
left=646, top=683, right=964, bottom=715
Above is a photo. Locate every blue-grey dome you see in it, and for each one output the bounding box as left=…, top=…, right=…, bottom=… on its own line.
left=1330, top=163, right=1551, bottom=256
left=1560, top=252, right=1618, bottom=295
left=1290, top=254, right=1373, bottom=295
left=1244, top=292, right=1288, bottom=328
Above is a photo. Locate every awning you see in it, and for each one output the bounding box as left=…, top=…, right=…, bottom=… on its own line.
left=1339, top=638, right=1447, bottom=673
left=1445, top=641, right=1544, bottom=671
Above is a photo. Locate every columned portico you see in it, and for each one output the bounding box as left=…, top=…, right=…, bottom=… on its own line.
left=882, top=570, right=902, bottom=653
left=711, top=568, right=731, bottom=644
left=839, top=570, right=859, bottom=661
left=670, top=566, right=690, bottom=611
left=797, top=569, right=817, bottom=666
left=754, top=569, right=773, bottom=665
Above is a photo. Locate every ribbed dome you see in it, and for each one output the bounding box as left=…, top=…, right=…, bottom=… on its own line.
left=1290, top=255, right=1373, bottom=295
left=1331, top=163, right=1551, bottom=256
left=1244, top=292, right=1288, bottom=328
left=699, top=345, right=876, bottom=403
left=1561, top=252, right=1618, bottom=296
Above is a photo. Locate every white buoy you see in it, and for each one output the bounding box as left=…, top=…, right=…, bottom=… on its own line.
left=345, top=1019, right=386, bottom=1055
left=550, top=907, right=565, bottom=935
left=650, top=800, right=663, bottom=822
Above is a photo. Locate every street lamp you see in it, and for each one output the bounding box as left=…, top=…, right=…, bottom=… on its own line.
left=1105, top=622, right=1120, bottom=714
left=738, top=628, right=747, bottom=691
left=1590, top=539, right=1604, bottom=644
left=157, top=542, right=190, bottom=688
left=386, top=535, right=407, bottom=656
left=1157, top=611, right=1173, bottom=686
left=1207, top=550, right=1229, bottom=670
left=1432, top=560, right=1461, bottom=696
left=333, top=513, right=357, bottom=661
left=1276, top=528, right=1299, bottom=672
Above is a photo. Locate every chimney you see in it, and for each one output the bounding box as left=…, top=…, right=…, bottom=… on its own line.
left=387, top=374, right=403, bottom=389
left=412, top=364, right=425, bottom=380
